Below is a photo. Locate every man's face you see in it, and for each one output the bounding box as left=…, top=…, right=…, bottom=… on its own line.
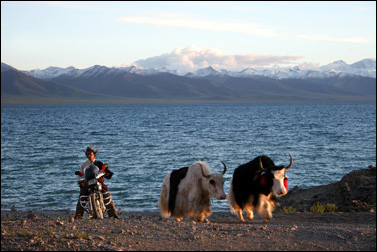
left=87, top=152, right=95, bottom=161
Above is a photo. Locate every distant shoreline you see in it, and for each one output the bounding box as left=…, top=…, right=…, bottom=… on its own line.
left=2, top=97, right=376, bottom=106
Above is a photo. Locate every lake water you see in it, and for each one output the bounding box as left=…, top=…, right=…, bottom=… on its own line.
left=1, top=102, right=376, bottom=212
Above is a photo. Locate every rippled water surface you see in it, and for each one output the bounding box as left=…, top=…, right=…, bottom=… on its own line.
left=1, top=102, right=376, bottom=212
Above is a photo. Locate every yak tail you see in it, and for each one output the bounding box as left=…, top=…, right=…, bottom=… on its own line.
left=159, top=178, right=171, bottom=218
left=227, top=178, right=238, bottom=214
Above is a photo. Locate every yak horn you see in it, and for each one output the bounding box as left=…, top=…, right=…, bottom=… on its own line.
left=285, top=154, right=293, bottom=170
left=259, top=157, right=264, bottom=170
left=221, top=161, right=227, bottom=175
left=199, top=162, right=210, bottom=178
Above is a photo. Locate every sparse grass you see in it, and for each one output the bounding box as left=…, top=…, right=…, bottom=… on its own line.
left=310, top=203, right=326, bottom=213
left=325, top=203, right=338, bottom=212
left=62, top=231, right=88, bottom=239
left=4, top=230, right=16, bottom=236
left=280, top=206, right=296, bottom=213
left=17, top=232, right=35, bottom=237
left=310, top=203, right=339, bottom=213
left=72, top=232, right=89, bottom=240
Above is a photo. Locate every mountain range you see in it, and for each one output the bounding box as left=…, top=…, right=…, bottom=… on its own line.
left=1, top=59, right=376, bottom=105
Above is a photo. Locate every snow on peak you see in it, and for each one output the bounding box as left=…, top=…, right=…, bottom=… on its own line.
left=320, top=60, right=349, bottom=72
left=351, top=59, right=376, bottom=69
left=22, top=66, right=78, bottom=79
left=193, top=66, right=221, bottom=76
left=16, top=58, right=376, bottom=80
left=240, top=68, right=258, bottom=75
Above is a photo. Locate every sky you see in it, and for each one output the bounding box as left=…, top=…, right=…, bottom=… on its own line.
left=1, top=1, right=376, bottom=72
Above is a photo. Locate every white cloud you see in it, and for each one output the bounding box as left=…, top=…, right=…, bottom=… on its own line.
left=132, top=45, right=303, bottom=72
left=120, top=14, right=280, bottom=37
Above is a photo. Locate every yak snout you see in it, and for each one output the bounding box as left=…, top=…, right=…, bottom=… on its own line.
left=218, top=193, right=227, bottom=200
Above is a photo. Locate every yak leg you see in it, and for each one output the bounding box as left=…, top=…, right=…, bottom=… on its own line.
left=244, top=200, right=255, bottom=221
left=235, top=209, right=245, bottom=222
left=197, top=213, right=206, bottom=222
left=246, top=209, right=254, bottom=221
left=257, top=195, right=273, bottom=223
left=262, top=211, right=272, bottom=223
left=264, top=200, right=273, bottom=223
left=263, top=208, right=272, bottom=223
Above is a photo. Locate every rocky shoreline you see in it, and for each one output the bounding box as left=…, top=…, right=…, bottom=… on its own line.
left=278, top=165, right=376, bottom=212
left=1, top=166, right=376, bottom=251
left=1, top=210, right=376, bottom=251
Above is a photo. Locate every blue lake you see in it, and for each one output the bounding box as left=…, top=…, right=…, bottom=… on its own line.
left=1, top=102, right=376, bottom=212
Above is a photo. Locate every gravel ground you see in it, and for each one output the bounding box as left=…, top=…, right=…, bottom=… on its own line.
left=1, top=210, right=375, bottom=251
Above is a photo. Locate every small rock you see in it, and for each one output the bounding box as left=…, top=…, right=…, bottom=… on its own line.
left=66, top=209, right=74, bottom=216
left=291, top=225, right=298, bottom=231
left=94, top=235, right=106, bottom=240
left=27, top=211, right=38, bottom=220
left=107, top=240, right=116, bottom=246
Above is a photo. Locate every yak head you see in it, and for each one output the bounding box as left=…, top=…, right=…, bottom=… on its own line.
left=199, top=161, right=227, bottom=200
left=259, top=154, right=293, bottom=198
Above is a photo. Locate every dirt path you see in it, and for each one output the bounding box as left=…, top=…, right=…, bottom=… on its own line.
left=1, top=210, right=375, bottom=251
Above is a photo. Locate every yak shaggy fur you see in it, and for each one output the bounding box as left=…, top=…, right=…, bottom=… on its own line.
left=159, top=161, right=226, bottom=222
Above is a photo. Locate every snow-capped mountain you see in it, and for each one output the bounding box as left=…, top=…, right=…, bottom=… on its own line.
left=320, top=60, right=349, bottom=72
left=2, top=60, right=375, bottom=105
left=25, top=65, right=79, bottom=79
left=351, top=59, right=376, bottom=69
left=318, top=59, right=376, bottom=78
left=15, top=58, right=377, bottom=80
left=193, top=66, right=222, bottom=77
left=239, top=67, right=259, bottom=76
